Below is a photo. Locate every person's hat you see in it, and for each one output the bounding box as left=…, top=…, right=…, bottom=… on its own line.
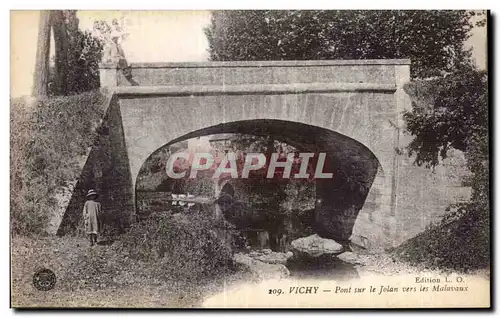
left=86, top=189, right=98, bottom=197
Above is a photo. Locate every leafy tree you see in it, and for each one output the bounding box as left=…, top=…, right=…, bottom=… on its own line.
left=403, top=63, right=488, bottom=207
left=205, top=10, right=484, bottom=78
left=32, top=10, right=106, bottom=97
left=48, top=11, right=105, bottom=96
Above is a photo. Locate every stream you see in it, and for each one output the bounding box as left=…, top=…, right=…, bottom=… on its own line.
left=287, top=255, right=360, bottom=281
left=137, top=192, right=360, bottom=280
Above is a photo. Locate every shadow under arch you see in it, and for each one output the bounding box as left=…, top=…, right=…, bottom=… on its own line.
left=220, top=182, right=235, bottom=198
left=136, top=119, right=383, bottom=244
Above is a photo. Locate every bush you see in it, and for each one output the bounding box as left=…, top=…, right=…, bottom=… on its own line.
left=10, top=91, right=109, bottom=235
left=115, top=210, right=237, bottom=282
left=392, top=202, right=489, bottom=272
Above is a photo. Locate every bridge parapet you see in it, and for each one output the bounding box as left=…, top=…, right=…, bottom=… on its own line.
left=99, top=59, right=410, bottom=88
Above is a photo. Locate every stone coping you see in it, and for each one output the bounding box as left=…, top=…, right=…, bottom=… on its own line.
left=112, top=83, right=397, bottom=97
left=99, top=59, right=411, bottom=69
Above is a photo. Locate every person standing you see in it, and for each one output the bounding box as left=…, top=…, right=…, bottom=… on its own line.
left=83, top=189, right=101, bottom=246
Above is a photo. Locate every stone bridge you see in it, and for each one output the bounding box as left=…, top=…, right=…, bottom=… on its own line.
left=57, top=59, right=469, bottom=249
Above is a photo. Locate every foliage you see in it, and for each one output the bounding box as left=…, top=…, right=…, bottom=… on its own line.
left=92, top=17, right=130, bottom=45
left=205, top=10, right=485, bottom=78
left=403, top=65, right=487, bottom=165
left=392, top=201, right=489, bottom=272
left=397, top=64, right=489, bottom=271
left=115, top=211, right=236, bottom=282
left=52, top=29, right=103, bottom=95
left=12, top=236, right=249, bottom=307
left=48, top=14, right=130, bottom=96
left=47, top=11, right=104, bottom=96
left=281, top=180, right=316, bottom=213
left=10, top=91, right=108, bottom=235
left=185, top=175, right=216, bottom=197
left=403, top=65, right=488, bottom=203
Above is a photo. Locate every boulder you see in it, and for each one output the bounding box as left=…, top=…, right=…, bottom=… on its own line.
left=290, top=234, right=344, bottom=258
left=261, top=248, right=272, bottom=255
left=248, top=251, right=260, bottom=257
left=336, top=251, right=367, bottom=266
left=252, top=251, right=293, bottom=265
left=350, top=234, right=371, bottom=250
left=233, top=253, right=290, bottom=280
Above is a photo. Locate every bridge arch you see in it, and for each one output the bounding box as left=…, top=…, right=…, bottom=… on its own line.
left=54, top=60, right=411, bottom=248
left=134, top=119, right=386, bottom=244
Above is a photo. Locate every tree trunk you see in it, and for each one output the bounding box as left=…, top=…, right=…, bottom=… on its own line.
left=64, top=10, right=80, bottom=94
left=32, top=10, right=51, bottom=97
left=32, top=11, right=51, bottom=97
left=51, top=10, right=69, bottom=95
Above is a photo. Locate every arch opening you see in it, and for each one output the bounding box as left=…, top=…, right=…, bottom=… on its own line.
left=135, top=119, right=383, bottom=245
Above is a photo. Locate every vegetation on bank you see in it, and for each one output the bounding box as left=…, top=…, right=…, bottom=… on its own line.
left=10, top=91, right=109, bottom=235
left=11, top=233, right=249, bottom=307
left=11, top=209, right=245, bottom=307
left=392, top=65, right=489, bottom=272
left=115, top=210, right=238, bottom=282
left=391, top=202, right=489, bottom=272
left=393, top=188, right=490, bottom=273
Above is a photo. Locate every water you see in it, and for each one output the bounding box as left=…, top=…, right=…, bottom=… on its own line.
left=287, top=255, right=360, bottom=281
left=137, top=191, right=359, bottom=280
left=136, top=191, right=214, bottom=216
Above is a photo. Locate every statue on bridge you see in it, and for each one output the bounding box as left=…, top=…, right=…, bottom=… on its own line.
left=102, top=30, right=138, bottom=85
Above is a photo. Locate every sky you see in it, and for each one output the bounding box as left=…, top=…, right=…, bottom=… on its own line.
left=10, top=10, right=487, bottom=98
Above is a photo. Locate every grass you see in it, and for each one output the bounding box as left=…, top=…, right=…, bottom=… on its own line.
left=11, top=235, right=251, bottom=308
left=11, top=206, right=251, bottom=308
left=11, top=91, right=110, bottom=236
left=391, top=203, right=490, bottom=273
